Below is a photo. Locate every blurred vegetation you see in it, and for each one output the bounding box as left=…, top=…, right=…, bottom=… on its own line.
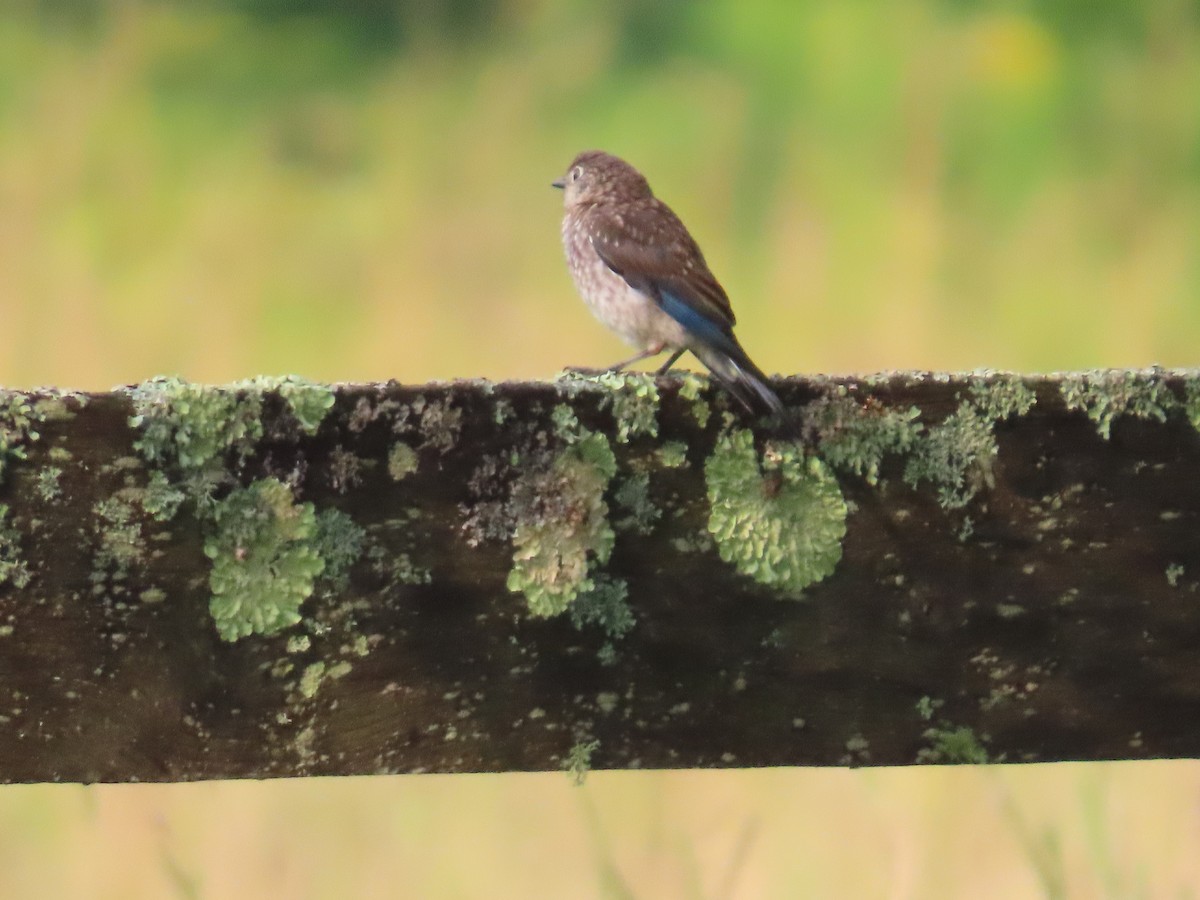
left=1, top=0, right=1198, bottom=389
left=2, top=2, right=1200, bottom=896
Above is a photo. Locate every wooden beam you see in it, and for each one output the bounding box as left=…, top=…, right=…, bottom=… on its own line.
left=0, top=369, right=1198, bottom=782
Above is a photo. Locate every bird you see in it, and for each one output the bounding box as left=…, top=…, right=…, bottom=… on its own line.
left=552, top=149, right=783, bottom=417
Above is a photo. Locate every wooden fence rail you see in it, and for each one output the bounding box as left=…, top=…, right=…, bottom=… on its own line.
left=1, top=368, right=1198, bottom=782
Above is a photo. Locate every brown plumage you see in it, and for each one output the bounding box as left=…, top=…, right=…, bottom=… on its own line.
left=553, top=150, right=782, bottom=416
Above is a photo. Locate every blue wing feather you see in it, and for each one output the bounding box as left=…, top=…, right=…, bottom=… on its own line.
left=658, top=290, right=740, bottom=358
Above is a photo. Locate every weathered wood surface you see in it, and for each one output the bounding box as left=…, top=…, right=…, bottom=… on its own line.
left=1, top=368, right=1199, bottom=783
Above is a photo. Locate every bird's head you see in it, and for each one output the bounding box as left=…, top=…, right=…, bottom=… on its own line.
left=552, top=150, right=653, bottom=208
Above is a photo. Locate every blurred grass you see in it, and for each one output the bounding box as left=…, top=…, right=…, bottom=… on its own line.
left=1, top=0, right=1198, bottom=388
left=2, top=1, right=1200, bottom=897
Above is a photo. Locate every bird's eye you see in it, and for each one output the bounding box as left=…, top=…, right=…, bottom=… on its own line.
left=569, top=166, right=583, bottom=182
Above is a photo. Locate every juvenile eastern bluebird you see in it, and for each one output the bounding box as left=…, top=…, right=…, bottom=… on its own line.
left=552, top=150, right=783, bottom=417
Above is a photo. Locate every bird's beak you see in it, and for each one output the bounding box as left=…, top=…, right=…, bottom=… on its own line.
left=551, top=178, right=565, bottom=190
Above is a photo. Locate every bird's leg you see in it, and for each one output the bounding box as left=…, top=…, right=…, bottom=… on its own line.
left=569, top=343, right=665, bottom=375
left=654, top=349, right=686, bottom=375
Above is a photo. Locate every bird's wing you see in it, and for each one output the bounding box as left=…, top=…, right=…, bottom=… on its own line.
left=588, top=200, right=738, bottom=343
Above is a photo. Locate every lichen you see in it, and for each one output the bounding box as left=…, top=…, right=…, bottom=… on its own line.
left=705, top=429, right=847, bottom=595
left=312, top=508, right=366, bottom=582
left=677, top=373, right=712, bottom=428
left=563, top=738, right=600, bottom=785
left=506, top=430, right=618, bottom=617
left=904, top=405, right=997, bottom=509
left=298, top=661, right=326, bottom=699
left=129, top=377, right=264, bottom=473
left=0, top=504, right=32, bottom=589
left=204, top=478, right=326, bottom=642
left=915, top=695, right=943, bottom=721
left=1059, top=369, right=1174, bottom=440
left=92, top=494, right=146, bottom=586
left=240, top=375, right=335, bottom=435
left=612, top=472, right=660, bottom=534
left=129, top=375, right=336, bottom=477
left=1166, top=563, right=1185, bottom=588
left=394, top=394, right=462, bottom=453
left=139, top=587, right=166, bottom=604
left=1184, top=377, right=1200, bottom=434
left=656, top=441, right=689, bottom=469
left=327, top=447, right=363, bottom=493
left=969, top=374, right=1037, bottom=422
left=808, top=388, right=922, bottom=485
left=568, top=574, right=635, bottom=663
left=368, top=544, right=432, bottom=587
left=287, top=634, right=311, bottom=653
left=295, top=658, right=352, bottom=700
left=35, top=466, right=62, bottom=502
left=142, top=470, right=186, bottom=522
left=918, top=724, right=989, bottom=764
left=387, top=443, right=419, bottom=481
left=0, top=393, right=42, bottom=486
left=905, top=374, right=1037, bottom=509
left=591, top=371, right=660, bottom=443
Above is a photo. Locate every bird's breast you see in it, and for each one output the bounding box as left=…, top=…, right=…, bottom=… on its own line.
left=560, top=214, right=688, bottom=351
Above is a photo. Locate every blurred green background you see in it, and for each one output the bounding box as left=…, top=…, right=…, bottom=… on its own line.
left=3, top=0, right=1200, bottom=896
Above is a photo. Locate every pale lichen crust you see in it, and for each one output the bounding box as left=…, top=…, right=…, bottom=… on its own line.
left=808, top=386, right=922, bottom=485
left=705, top=429, right=847, bottom=595
left=556, top=371, right=661, bottom=443
left=387, top=443, right=419, bottom=481
left=125, top=376, right=359, bottom=642
left=1059, top=368, right=1176, bottom=440
left=129, top=375, right=334, bottom=475
left=904, top=374, right=1037, bottom=509
left=506, top=428, right=618, bottom=617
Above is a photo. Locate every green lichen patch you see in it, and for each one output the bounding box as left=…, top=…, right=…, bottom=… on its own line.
left=1184, top=378, right=1200, bottom=433
left=0, top=393, right=42, bottom=486
left=387, top=443, right=419, bottom=481
left=239, top=375, right=335, bottom=435
left=1166, top=563, right=1185, bottom=588
left=313, top=508, right=366, bottom=582
left=656, top=441, right=689, bottom=469
left=563, top=737, right=600, bottom=785
left=142, top=470, right=186, bottom=522
left=705, top=429, right=847, bottom=595
left=0, top=504, right=32, bottom=589
left=905, top=375, right=1036, bottom=509
left=129, top=375, right=336, bottom=474
left=904, top=405, right=998, bottom=509
left=506, top=431, right=618, bottom=617
left=130, top=377, right=265, bottom=473
left=299, top=661, right=325, bottom=698
left=969, top=374, right=1037, bottom=422
left=204, top=478, right=326, bottom=642
left=918, top=724, right=990, bottom=764
left=92, top=494, right=147, bottom=586
left=367, top=544, right=432, bottom=587
left=1060, top=369, right=1174, bottom=440
left=612, top=472, right=660, bottom=534
left=139, top=587, right=166, bottom=604
left=35, top=467, right=63, bottom=502
left=677, top=372, right=712, bottom=428
left=590, top=371, right=660, bottom=443
left=808, top=388, right=922, bottom=485
left=569, top=576, right=634, bottom=665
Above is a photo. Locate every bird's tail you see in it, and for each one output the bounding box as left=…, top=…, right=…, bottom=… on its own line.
left=690, top=340, right=784, bottom=419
